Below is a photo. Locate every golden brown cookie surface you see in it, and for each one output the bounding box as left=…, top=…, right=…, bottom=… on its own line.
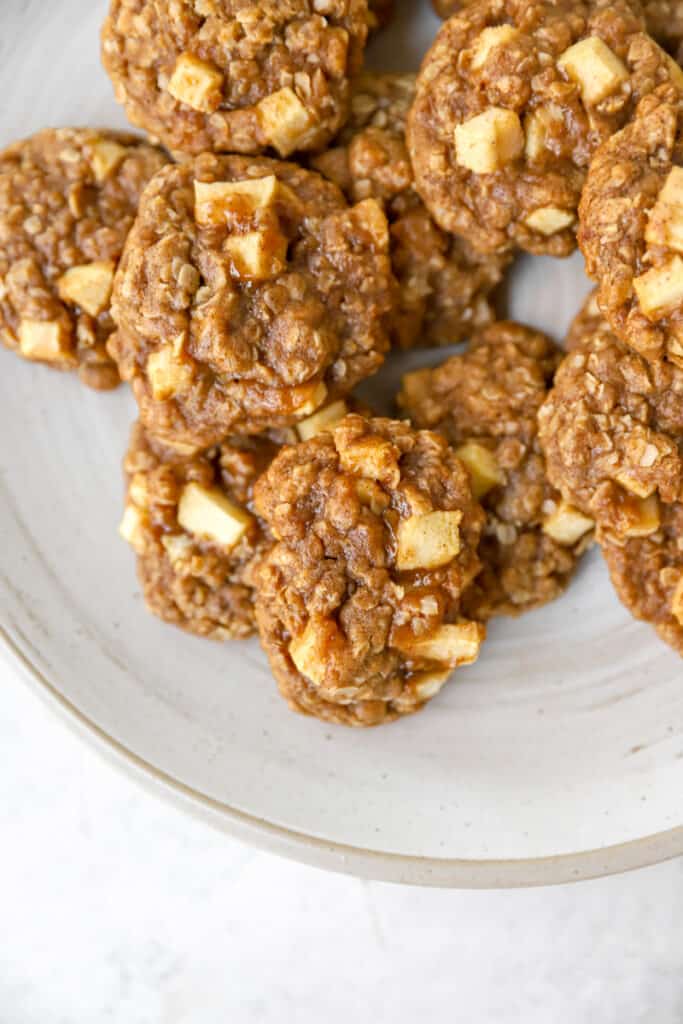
left=253, top=414, right=486, bottom=726
left=101, top=0, right=369, bottom=157
left=400, top=322, right=591, bottom=619
left=0, top=128, right=168, bottom=389
left=110, top=154, right=393, bottom=450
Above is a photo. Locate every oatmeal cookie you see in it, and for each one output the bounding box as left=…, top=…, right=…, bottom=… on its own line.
left=110, top=154, right=393, bottom=451
left=311, top=73, right=509, bottom=348
left=253, top=414, right=486, bottom=726
left=120, top=419, right=281, bottom=639
left=432, top=0, right=683, bottom=56
left=564, top=287, right=604, bottom=350
left=101, top=0, right=369, bottom=158
left=538, top=299, right=683, bottom=542
left=579, top=84, right=683, bottom=367
left=408, top=0, right=682, bottom=256
left=399, top=322, right=591, bottom=618
left=0, top=128, right=167, bottom=390
left=601, top=501, right=683, bottom=655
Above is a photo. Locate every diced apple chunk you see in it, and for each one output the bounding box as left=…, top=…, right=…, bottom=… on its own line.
left=615, top=469, right=655, bottom=499
left=622, top=495, right=661, bottom=538
left=454, top=107, right=524, bottom=174
left=396, top=511, right=463, bottom=571
left=470, top=25, right=519, bottom=71
left=225, top=227, right=287, bottom=280
left=257, top=87, right=317, bottom=157
left=195, top=176, right=280, bottom=226
left=634, top=256, right=683, bottom=318
left=671, top=575, right=683, bottom=626
left=558, top=37, right=628, bottom=105
left=57, top=261, right=115, bottom=317
left=337, top=436, right=400, bottom=488
left=412, top=667, right=453, bottom=701
left=89, top=138, right=127, bottom=182
left=525, top=206, right=575, bottom=236
left=644, top=166, right=683, bottom=253
left=455, top=441, right=504, bottom=499
left=349, top=198, right=390, bottom=249
left=524, top=106, right=562, bottom=161
left=147, top=341, right=194, bottom=400
left=543, top=501, right=594, bottom=545
left=395, top=620, right=485, bottom=667
left=293, top=380, right=328, bottom=417
left=355, top=477, right=390, bottom=515
left=296, top=400, right=348, bottom=441
left=19, top=319, right=72, bottom=363
left=289, top=617, right=341, bottom=686
left=167, top=52, right=224, bottom=113
left=177, top=481, right=253, bottom=551
left=161, top=532, right=194, bottom=564
left=119, top=504, right=147, bottom=554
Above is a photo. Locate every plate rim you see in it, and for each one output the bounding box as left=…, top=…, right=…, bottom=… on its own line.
left=4, top=619, right=683, bottom=889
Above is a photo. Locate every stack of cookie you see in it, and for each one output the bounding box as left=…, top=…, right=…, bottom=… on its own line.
left=0, top=0, right=680, bottom=728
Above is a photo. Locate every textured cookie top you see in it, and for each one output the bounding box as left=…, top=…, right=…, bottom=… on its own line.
left=121, top=420, right=279, bottom=640
left=433, top=0, right=683, bottom=57
left=602, top=501, right=683, bottom=654
left=253, top=414, right=486, bottom=726
left=408, top=0, right=681, bottom=255
left=399, top=322, right=591, bottom=618
left=311, top=72, right=508, bottom=347
left=0, top=128, right=167, bottom=390
left=110, top=154, right=393, bottom=450
left=101, top=0, right=369, bottom=157
left=579, top=84, right=683, bottom=367
left=538, top=296, right=683, bottom=542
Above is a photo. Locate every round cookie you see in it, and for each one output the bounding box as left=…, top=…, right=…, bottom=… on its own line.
left=408, top=0, right=681, bottom=256
left=311, top=73, right=509, bottom=348
left=0, top=128, right=167, bottom=390
left=601, top=501, right=683, bottom=655
left=538, top=297, right=683, bottom=542
left=579, top=84, right=683, bottom=367
left=120, top=419, right=280, bottom=639
left=101, top=0, right=369, bottom=158
left=399, top=322, right=591, bottom=619
left=110, top=154, right=393, bottom=451
left=253, top=413, right=486, bottom=726
left=432, top=0, right=683, bottom=57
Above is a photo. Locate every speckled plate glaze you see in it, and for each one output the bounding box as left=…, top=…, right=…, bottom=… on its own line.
left=1, top=0, right=683, bottom=888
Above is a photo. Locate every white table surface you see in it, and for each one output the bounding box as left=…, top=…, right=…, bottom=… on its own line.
left=3, top=659, right=683, bottom=1023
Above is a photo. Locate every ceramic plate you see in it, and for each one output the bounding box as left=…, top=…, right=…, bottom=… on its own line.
left=2, top=0, right=683, bottom=888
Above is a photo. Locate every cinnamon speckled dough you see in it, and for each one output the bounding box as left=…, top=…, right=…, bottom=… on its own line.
left=110, top=154, right=393, bottom=451
left=579, top=85, right=683, bottom=367
left=601, top=501, right=683, bottom=655
left=311, top=73, right=509, bottom=348
left=399, top=322, right=589, bottom=619
left=538, top=298, right=683, bottom=542
left=253, top=414, right=486, bottom=726
left=0, top=128, right=167, bottom=390
left=121, top=420, right=280, bottom=639
left=408, top=0, right=679, bottom=256
left=432, top=0, right=683, bottom=56
left=101, top=0, right=369, bottom=157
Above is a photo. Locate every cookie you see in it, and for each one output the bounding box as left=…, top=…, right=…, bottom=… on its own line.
left=120, top=419, right=281, bottom=639
left=538, top=295, right=683, bottom=542
left=408, top=0, right=681, bottom=255
left=311, top=73, right=509, bottom=348
left=253, top=414, right=486, bottom=726
left=0, top=128, right=167, bottom=390
left=110, top=154, right=393, bottom=451
left=579, top=84, right=683, bottom=367
left=399, top=322, right=591, bottom=619
left=431, top=0, right=683, bottom=63
left=101, top=0, right=369, bottom=157
left=601, top=501, right=683, bottom=654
